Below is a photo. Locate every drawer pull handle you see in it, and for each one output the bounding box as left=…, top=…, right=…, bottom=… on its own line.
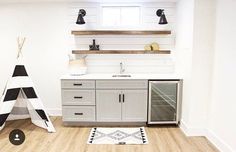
left=123, top=94, right=125, bottom=103
left=74, top=113, right=83, bottom=115
left=73, top=83, right=82, bottom=86
left=74, top=96, right=83, bottom=99
left=119, top=94, right=121, bottom=103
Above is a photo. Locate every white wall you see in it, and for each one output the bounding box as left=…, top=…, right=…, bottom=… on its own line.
left=207, top=0, right=236, bottom=151
left=69, top=2, right=177, bottom=74
left=2, top=2, right=236, bottom=151
left=175, top=0, right=194, bottom=127
left=177, top=0, right=216, bottom=134
left=0, top=2, right=178, bottom=115
left=177, top=0, right=236, bottom=151
left=0, top=3, right=68, bottom=115
left=188, top=0, right=216, bottom=129
left=1, top=1, right=236, bottom=151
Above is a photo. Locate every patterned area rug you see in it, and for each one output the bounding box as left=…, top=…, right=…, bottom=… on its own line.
left=87, top=127, right=148, bottom=145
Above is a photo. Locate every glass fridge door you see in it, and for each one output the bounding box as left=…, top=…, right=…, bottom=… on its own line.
left=149, top=81, right=178, bottom=123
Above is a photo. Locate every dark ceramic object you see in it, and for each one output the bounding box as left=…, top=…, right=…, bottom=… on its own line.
left=89, top=39, right=100, bottom=50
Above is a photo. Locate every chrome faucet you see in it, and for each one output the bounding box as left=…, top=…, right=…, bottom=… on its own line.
left=120, top=62, right=125, bottom=74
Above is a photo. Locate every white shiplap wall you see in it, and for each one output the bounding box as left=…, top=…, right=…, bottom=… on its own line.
left=68, top=2, right=176, bottom=74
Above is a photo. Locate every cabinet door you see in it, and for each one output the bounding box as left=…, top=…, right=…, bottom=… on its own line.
left=96, top=90, right=122, bottom=122
left=122, top=90, right=147, bottom=122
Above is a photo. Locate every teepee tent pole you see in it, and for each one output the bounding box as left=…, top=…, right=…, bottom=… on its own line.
left=17, top=37, right=26, bottom=59
left=1, top=37, right=26, bottom=96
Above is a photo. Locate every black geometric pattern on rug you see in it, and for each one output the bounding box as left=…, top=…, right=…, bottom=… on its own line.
left=131, top=130, right=142, bottom=140
left=88, top=127, right=148, bottom=144
left=93, top=130, right=106, bottom=140
left=108, top=130, right=130, bottom=140
left=88, top=128, right=96, bottom=143
left=89, top=128, right=107, bottom=144
left=140, top=127, right=147, bottom=144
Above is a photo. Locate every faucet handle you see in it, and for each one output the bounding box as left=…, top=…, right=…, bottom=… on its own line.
left=119, top=62, right=125, bottom=74
left=122, top=69, right=125, bottom=73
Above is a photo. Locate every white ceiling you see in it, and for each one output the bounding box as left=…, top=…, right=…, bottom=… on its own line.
left=0, top=0, right=178, bottom=3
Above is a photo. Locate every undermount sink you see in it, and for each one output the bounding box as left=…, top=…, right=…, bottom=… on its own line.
left=112, top=74, right=131, bottom=77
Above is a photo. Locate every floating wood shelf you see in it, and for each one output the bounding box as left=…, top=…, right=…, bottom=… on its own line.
left=72, top=50, right=171, bottom=54
left=71, top=30, right=171, bottom=35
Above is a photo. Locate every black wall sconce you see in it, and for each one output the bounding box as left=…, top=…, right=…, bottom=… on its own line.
left=76, top=9, right=86, bottom=25
left=156, top=9, right=168, bottom=25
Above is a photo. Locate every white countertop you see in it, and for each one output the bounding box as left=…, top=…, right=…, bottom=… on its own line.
left=61, top=73, right=182, bottom=80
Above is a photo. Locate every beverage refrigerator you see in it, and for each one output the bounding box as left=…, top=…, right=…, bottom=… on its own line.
left=148, top=80, right=182, bottom=124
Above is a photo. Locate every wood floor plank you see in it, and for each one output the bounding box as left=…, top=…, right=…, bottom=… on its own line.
left=0, top=117, right=219, bottom=152
left=189, top=137, right=219, bottom=152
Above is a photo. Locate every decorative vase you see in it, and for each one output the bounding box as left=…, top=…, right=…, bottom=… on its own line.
left=89, top=39, right=100, bottom=50
left=68, top=58, right=87, bottom=75
left=151, top=42, right=160, bottom=51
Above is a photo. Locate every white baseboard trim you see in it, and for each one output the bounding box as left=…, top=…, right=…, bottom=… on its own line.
left=46, top=109, right=62, bottom=116
left=206, top=129, right=234, bottom=152
left=180, top=120, right=234, bottom=152
left=179, top=120, right=207, bottom=136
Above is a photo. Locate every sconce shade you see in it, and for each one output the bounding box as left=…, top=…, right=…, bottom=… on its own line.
left=76, top=14, right=85, bottom=24
left=76, top=9, right=86, bottom=25
left=159, top=13, right=168, bottom=24
left=156, top=9, right=168, bottom=25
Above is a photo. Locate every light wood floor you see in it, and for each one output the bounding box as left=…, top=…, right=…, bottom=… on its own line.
left=0, top=117, right=219, bottom=152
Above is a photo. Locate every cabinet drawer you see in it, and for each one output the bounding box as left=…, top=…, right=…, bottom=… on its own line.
left=62, top=90, right=95, bottom=106
left=61, top=80, right=95, bottom=89
left=62, top=106, right=95, bottom=122
left=96, top=80, right=148, bottom=89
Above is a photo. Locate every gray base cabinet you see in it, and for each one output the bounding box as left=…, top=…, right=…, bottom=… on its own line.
left=96, top=90, right=147, bottom=122
left=96, top=90, right=122, bottom=122
left=61, top=79, right=148, bottom=124
left=61, top=80, right=96, bottom=122
left=61, top=79, right=181, bottom=125
left=63, top=106, right=95, bottom=122
left=122, top=90, right=147, bottom=122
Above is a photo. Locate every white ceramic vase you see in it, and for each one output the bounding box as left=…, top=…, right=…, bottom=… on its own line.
left=68, top=58, right=87, bottom=75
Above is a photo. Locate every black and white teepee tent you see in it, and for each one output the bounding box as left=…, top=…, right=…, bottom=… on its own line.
left=0, top=37, right=55, bottom=132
